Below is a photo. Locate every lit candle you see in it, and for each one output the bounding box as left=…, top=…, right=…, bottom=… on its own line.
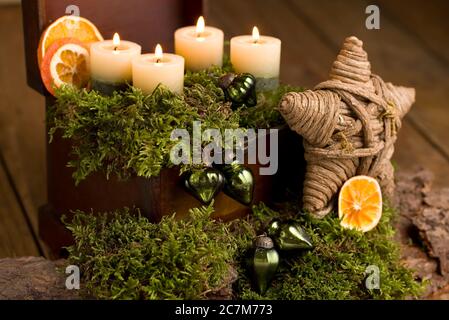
left=90, top=33, right=142, bottom=94
left=175, top=16, right=224, bottom=71
left=132, top=44, right=185, bottom=95
left=230, top=27, right=281, bottom=90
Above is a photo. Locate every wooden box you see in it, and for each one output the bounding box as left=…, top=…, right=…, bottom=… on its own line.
left=22, top=0, right=305, bottom=256
left=39, top=128, right=305, bottom=256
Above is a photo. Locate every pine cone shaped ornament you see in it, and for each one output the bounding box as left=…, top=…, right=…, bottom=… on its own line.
left=279, top=36, right=415, bottom=218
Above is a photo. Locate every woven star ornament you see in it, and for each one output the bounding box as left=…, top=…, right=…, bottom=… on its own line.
left=279, top=36, right=415, bottom=218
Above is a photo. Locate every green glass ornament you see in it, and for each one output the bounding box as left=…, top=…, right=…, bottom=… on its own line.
left=219, top=73, right=257, bottom=109
left=252, top=235, right=279, bottom=295
left=218, top=162, right=254, bottom=206
left=183, top=168, right=225, bottom=205
left=267, top=220, right=313, bottom=251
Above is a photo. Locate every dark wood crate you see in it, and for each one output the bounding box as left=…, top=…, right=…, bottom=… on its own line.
left=22, top=0, right=306, bottom=257
left=40, top=127, right=305, bottom=256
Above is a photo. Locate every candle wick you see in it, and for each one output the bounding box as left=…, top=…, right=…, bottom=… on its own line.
left=156, top=58, right=161, bottom=64
left=114, top=46, right=118, bottom=51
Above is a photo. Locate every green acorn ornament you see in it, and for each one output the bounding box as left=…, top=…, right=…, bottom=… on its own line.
left=267, top=220, right=313, bottom=251
left=219, top=73, right=257, bottom=109
left=183, top=168, right=225, bottom=205
left=218, top=161, right=254, bottom=206
left=252, top=235, right=279, bottom=294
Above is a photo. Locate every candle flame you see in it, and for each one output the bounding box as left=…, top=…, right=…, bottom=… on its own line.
left=155, top=44, right=163, bottom=62
left=196, top=16, right=205, bottom=36
left=252, top=26, right=260, bottom=43
left=113, top=33, right=121, bottom=48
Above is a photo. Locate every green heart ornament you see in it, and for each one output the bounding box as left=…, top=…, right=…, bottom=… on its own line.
left=267, top=220, right=313, bottom=251
left=183, top=168, right=225, bottom=205
left=219, top=162, right=255, bottom=206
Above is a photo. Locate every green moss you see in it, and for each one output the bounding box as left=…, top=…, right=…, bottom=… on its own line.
left=49, top=67, right=302, bottom=184
left=65, top=202, right=423, bottom=300
left=49, top=83, right=239, bottom=184
left=235, top=203, right=424, bottom=300
left=65, top=204, right=243, bottom=300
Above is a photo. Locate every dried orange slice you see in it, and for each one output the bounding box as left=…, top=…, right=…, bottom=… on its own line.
left=338, top=175, right=382, bottom=232
left=40, top=38, right=90, bottom=96
left=38, top=15, right=103, bottom=67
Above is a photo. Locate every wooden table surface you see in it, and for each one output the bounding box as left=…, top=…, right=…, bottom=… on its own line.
left=0, top=0, right=448, bottom=258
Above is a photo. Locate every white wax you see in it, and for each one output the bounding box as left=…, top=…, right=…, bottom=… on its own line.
left=230, top=35, right=281, bottom=78
left=132, top=53, right=185, bottom=95
left=175, top=26, right=224, bottom=71
left=90, top=40, right=141, bottom=83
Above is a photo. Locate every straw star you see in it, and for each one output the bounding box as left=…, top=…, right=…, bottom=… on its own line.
left=279, top=36, right=415, bottom=218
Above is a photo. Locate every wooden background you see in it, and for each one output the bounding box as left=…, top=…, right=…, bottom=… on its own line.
left=0, top=0, right=448, bottom=258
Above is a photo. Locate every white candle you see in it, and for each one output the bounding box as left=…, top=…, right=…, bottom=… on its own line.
left=175, top=16, right=224, bottom=71
left=230, top=27, right=281, bottom=79
left=132, top=44, right=185, bottom=95
left=90, top=33, right=141, bottom=85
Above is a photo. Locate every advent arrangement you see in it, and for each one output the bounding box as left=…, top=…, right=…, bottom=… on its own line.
left=35, top=14, right=423, bottom=300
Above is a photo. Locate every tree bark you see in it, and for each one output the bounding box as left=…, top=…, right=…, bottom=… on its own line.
left=0, top=257, right=78, bottom=300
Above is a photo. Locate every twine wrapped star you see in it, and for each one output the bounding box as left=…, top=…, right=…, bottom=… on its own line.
left=279, top=36, right=415, bottom=218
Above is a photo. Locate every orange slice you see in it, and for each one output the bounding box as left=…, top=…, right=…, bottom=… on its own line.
left=40, top=38, right=90, bottom=96
left=38, top=15, right=103, bottom=67
left=338, top=175, right=382, bottom=232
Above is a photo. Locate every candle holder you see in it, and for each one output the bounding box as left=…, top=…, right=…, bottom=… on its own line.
left=255, top=77, right=279, bottom=92
left=91, top=79, right=129, bottom=96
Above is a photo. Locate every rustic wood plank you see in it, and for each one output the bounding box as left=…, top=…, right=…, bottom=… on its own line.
left=0, top=257, right=78, bottom=300
left=288, top=0, right=449, bottom=161
left=0, top=156, right=40, bottom=258
left=377, top=0, right=449, bottom=64
left=0, top=127, right=50, bottom=257
left=394, top=122, right=449, bottom=188
left=0, top=5, right=48, bottom=257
